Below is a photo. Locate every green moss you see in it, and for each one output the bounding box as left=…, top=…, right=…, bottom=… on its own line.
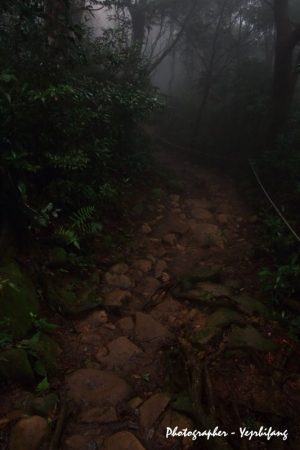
left=151, top=188, right=167, bottom=199
left=0, top=263, right=39, bottom=339
left=0, top=348, right=35, bottom=384
left=167, top=180, right=185, bottom=192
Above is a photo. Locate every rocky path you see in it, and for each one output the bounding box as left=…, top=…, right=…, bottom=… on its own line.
left=5, top=149, right=300, bottom=450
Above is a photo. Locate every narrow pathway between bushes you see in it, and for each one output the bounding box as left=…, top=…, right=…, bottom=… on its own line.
left=5, top=146, right=300, bottom=450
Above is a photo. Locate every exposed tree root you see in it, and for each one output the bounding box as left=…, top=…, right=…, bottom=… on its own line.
left=179, top=338, right=233, bottom=450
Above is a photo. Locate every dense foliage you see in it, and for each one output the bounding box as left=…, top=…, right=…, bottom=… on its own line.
left=0, top=0, right=162, bottom=245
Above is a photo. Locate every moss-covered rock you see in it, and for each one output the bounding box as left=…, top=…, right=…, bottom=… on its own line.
left=190, top=327, right=223, bottom=349
left=49, top=247, right=68, bottom=262
left=167, top=180, right=185, bottom=193
left=0, top=262, right=39, bottom=339
left=231, top=295, right=268, bottom=317
left=181, top=267, right=221, bottom=290
left=227, top=325, right=276, bottom=353
left=34, top=332, right=61, bottom=374
left=0, top=348, right=34, bottom=384
left=151, top=188, right=167, bottom=199
left=206, top=308, right=242, bottom=328
left=196, top=282, right=234, bottom=298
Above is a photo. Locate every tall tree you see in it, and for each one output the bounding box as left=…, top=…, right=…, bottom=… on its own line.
left=266, top=0, right=300, bottom=146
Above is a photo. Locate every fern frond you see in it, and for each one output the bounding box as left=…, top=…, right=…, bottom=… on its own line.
left=70, top=206, right=95, bottom=231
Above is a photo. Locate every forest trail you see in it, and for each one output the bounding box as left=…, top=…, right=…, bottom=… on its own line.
left=4, top=146, right=300, bottom=450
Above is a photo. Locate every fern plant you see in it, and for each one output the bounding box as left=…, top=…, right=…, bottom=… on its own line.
left=70, top=206, right=103, bottom=235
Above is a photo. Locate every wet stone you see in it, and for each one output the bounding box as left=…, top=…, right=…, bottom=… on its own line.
left=103, top=272, right=134, bottom=289
left=9, top=416, right=49, bottom=450
left=110, top=263, right=129, bottom=275
left=188, top=223, right=225, bottom=248
left=134, top=312, right=175, bottom=349
left=103, top=431, right=146, bottom=450
left=104, top=289, right=132, bottom=306
left=96, top=336, right=144, bottom=375
left=191, top=208, right=213, bottom=220
left=79, top=406, right=118, bottom=424
left=154, top=259, right=168, bottom=278
left=67, top=369, right=133, bottom=410
left=141, top=225, right=152, bottom=234
left=163, top=233, right=177, bottom=246
left=139, top=393, right=171, bottom=429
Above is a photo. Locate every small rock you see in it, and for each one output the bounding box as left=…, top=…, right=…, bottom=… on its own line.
left=188, top=223, right=225, bottom=248
left=65, top=434, right=89, bottom=450
left=191, top=208, right=213, bottom=220
left=103, top=431, right=146, bottom=450
left=156, top=215, right=164, bottom=221
left=249, top=215, right=258, bottom=224
left=138, top=277, right=160, bottom=296
left=9, top=416, right=49, bottom=450
left=103, top=273, right=134, bottom=289
left=139, top=393, right=171, bottom=428
left=236, top=217, right=243, bottom=222
left=127, top=397, right=143, bottom=409
left=67, top=369, right=133, bottom=409
left=134, top=312, right=175, bottom=348
left=110, top=263, right=129, bottom=275
left=216, top=213, right=234, bottom=224
left=96, top=336, right=144, bottom=375
left=141, top=225, right=152, bottom=234
left=104, top=290, right=132, bottom=306
left=163, top=233, right=177, bottom=246
left=132, top=259, right=152, bottom=273
left=79, top=406, right=118, bottom=424
left=170, top=194, right=180, bottom=202
left=154, top=260, right=168, bottom=278
left=169, top=219, right=189, bottom=235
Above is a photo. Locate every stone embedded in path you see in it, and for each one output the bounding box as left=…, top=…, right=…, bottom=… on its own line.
left=196, top=282, right=234, bottom=298
left=185, top=198, right=215, bottom=210
left=191, top=208, right=213, bottom=220
left=141, top=224, right=152, bottom=234
left=160, top=409, right=193, bottom=449
left=110, top=263, right=128, bottom=275
left=132, top=259, right=152, bottom=273
left=170, top=194, right=180, bottom=202
left=134, top=312, right=175, bottom=348
left=169, top=218, right=189, bottom=235
left=65, top=434, right=89, bottom=450
left=137, top=276, right=160, bottom=296
left=103, top=272, right=134, bottom=289
left=103, top=431, right=146, bottom=450
left=188, top=223, right=226, bottom=248
left=104, top=289, right=132, bottom=306
left=9, top=416, right=49, bottom=450
left=154, top=259, right=168, bottom=278
left=116, top=316, right=135, bottom=334
left=76, top=310, right=108, bottom=333
left=96, top=336, right=144, bottom=374
left=217, top=213, right=234, bottom=224
left=79, top=406, right=118, bottom=424
left=139, top=393, right=171, bottom=429
left=163, top=233, right=177, bottom=246
left=67, top=369, right=132, bottom=409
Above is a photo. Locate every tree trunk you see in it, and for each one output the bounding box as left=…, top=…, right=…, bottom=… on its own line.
left=265, top=0, right=300, bottom=147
